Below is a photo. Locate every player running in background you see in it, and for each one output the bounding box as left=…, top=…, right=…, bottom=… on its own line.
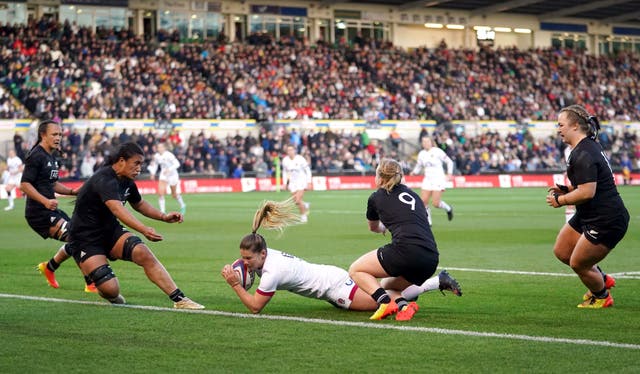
left=547, top=105, right=628, bottom=308
left=349, top=158, right=462, bottom=321
left=281, top=145, right=311, bottom=222
left=20, top=120, right=96, bottom=292
left=411, top=137, right=454, bottom=225
left=3, top=149, right=22, bottom=211
left=68, top=142, right=203, bottom=309
left=148, top=142, right=186, bottom=215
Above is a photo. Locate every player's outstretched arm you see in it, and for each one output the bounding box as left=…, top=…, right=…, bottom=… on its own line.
left=132, top=199, right=183, bottom=224
left=106, top=200, right=163, bottom=241
left=221, top=264, right=271, bottom=314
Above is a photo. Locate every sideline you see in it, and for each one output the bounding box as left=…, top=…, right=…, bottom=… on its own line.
left=1, top=293, right=638, bottom=351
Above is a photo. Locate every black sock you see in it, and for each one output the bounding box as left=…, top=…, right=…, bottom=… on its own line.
left=593, top=287, right=609, bottom=299
left=84, top=275, right=92, bottom=285
left=395, top=297, right=408, bottom=311
left=169, top=289, right=185, bottom=302
left=47, top=259, right=60, bottom=272
left=371, top=288, right=391, bottom=304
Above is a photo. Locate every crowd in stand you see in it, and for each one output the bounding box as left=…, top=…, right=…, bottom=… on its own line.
left=8, top=121, right=639, bottom=182
left=2, top=18, right=640, bottom=123
left=1, top=18, right=639, bottom=177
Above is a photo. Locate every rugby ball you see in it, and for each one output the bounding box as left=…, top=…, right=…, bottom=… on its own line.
left=232, top=258, right=255, bottom=290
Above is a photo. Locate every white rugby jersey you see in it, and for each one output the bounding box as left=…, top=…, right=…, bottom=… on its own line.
left=255, top=248, right=345, bottom=299
left=282, top=155, right=311, bottom=184
left=412, top=147, right=453, bottom=178
left=7, top=156, right=22, bottom=175
left=149, top=150, right=180, bottom=175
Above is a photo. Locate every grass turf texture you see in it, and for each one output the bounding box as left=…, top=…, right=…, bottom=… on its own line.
left=1, top=187, right=638, bottom=372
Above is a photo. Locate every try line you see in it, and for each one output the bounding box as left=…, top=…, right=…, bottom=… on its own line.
left=444, top=267, right=640, bottom=280
left=1, top=293, right=638, bottom=351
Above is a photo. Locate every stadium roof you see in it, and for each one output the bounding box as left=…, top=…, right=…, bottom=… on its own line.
left=325, top=0, right=640, bottom=26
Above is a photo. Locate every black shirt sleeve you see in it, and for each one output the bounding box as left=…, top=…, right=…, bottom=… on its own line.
left=571, top=149, right=598, bottom=185
left=127, top=181, right=142, bottom=206
left=95, top=173, right=122, bottom=203
left=20, top=152, right=42, bottom=185
left=366, top=192, right=380, bottom=221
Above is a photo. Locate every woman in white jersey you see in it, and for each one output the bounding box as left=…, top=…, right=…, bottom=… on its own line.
left=281, top=145, right=311, bottom=222
left=148, top=142, right=186, bottom=214
left=411, top=137, right=454, bottom=225
left=3, top=149, right=23, bottom=211
left=220, top=198, right=379, bottom=314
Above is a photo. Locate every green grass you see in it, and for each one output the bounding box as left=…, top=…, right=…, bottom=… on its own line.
left=1, top=187, right=639, bottom=373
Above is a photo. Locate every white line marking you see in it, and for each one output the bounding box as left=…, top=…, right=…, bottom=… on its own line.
left=444, top=267, right=640, bottom=280
left=1, top=293, right=638, bottom=350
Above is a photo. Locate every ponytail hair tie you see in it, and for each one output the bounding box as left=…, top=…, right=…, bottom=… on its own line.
left=587, top=115, right=601, bottom=140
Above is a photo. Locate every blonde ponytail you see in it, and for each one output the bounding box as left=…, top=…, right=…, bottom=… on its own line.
left=376, top=158, right=403, bottom=193
left=241, top=198, right=302, bottom=253
left=251, top=197, right=302, bottom=233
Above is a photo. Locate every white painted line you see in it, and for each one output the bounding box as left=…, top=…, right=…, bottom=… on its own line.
left=444, top=267, right=640, bottom=280
left=1, top=293, right=638, bottom=350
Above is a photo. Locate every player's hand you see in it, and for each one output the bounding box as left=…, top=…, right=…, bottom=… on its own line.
left=45, top=199, right=59, bottom=210
left=162, top=212, right=183, bottom=223
left=142, top=226, right=163, bottom=241
left=221, top=265, right=241, bottom=287
left=547, top=186, right=562, bottom=195
left=546, top=191, right=563, bottom=208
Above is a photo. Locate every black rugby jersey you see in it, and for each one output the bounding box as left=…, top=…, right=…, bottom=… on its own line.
left=70, top=166, right=142, bottom=246
left=366, top=183, right=438, bottom=252
left=567, top=137, right=626, bottom=223
left=21, top=145, right=60, bottom=213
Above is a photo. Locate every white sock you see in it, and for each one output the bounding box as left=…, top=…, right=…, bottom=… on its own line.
left=401, top=276, right=440, bottom=300
left=438, top=201, right=451, bottom=211
left=176, top=195, right=185, bottom=208
left=401, top=285, right=422, bottom=301
left=7, top=192, right=14, bottom=207
left=426, top=206, right=432, bottom=226
left=159, top=196, right=166, bottom=213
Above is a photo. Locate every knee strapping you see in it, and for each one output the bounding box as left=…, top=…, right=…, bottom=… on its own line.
left=88, top=264, right=116, bottom=286
left=122, top=236, right=142, bottom=261
left=53, top=221, right=70, bottom=241
left=63, top=243, right=73, bottom=256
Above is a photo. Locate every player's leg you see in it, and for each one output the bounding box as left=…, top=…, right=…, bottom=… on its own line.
left=110, top=233, right=204, bottom=309
left=420, top=189, right=433, bottom=225
left=431, top=190, right=453, bottom=221
left=400, top=269, right=463, bottom=301
left=78, top=254, right=124, bottom=304
left=292, top=189, right=306, bottom=221
left=349, top=249, right=398, bottom=319
left=169, top=184, right=186, bottom=214
left=552, top=223, right=581, bottom=266
left=348, top=286, right=380, bottom=311
left=157, top=180, right=167, bottom=213
left=570, top=237, right=612, bottom=308
left=37, top=219, right=72, bottom=288
left=4, top=183, right=15, bottom=210
left=37, top=217, right=97, bottom=292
